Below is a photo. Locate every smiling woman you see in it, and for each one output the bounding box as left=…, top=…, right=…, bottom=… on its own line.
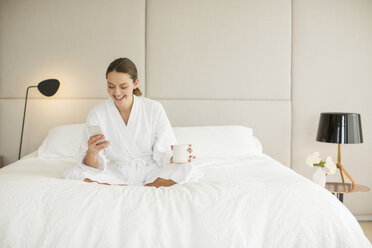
left=105, top=58, right=142, bottom=126
left=106, top=57, right=142, bottom=98
left=63, top=57, right=198, bottom=187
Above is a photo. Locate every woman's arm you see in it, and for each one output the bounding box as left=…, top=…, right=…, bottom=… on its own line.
left=83, top=153, right=99, bottom=169
left=83, top=134, right=110, bottom=169
left=152, top=104, right=177, bottom=167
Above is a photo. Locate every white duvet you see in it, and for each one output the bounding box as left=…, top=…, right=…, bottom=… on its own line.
left=0, top=152, right=370, bottom=248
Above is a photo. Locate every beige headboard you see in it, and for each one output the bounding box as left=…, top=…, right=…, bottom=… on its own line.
left=0, top=0, right=291, bottom=167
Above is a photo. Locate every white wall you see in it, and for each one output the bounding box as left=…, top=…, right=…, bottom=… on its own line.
left=292, top=0, right=372, bottom=215
left=1, top=0, right=371, bottom=215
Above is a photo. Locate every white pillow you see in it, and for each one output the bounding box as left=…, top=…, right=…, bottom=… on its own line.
left=38, top=124, right=85, bottom=159
left=38, top=124, right=261, bottom=160
left=173, top=125, right=262, bottom=159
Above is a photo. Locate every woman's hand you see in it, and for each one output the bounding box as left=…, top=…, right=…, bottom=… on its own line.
left=87, top=135, right=110, bottom=156
left=83, top=135, right=110, bottom=169
left=170, top=144, right=196, bottom=163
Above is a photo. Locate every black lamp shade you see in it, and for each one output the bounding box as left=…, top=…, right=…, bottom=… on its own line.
left=37, top=79, right=60, bottom=97
left=316, top=112, right=363, bottom=144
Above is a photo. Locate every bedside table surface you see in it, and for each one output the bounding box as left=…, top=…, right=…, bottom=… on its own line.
left=325, top=182, right=370, bottom=194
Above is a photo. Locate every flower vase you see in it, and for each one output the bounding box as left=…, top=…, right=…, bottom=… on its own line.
left=312, top=167, right=326, bottom=187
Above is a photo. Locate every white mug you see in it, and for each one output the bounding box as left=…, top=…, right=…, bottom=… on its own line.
left=172, top=144, right=189, bottom=163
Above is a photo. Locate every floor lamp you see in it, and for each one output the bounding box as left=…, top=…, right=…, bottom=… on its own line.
left=316, top=112, right=363, bottom=191
left=18, top=79, right=60, bottom=160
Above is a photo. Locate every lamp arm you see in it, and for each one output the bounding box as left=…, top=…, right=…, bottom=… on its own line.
left=18, top=86, right=37, bottom=160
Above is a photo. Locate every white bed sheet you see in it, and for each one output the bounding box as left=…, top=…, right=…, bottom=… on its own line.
left=0, top=152, right=370, bottom=248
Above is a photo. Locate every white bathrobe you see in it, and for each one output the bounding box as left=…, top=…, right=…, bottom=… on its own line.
left=64, top=95, right=198, bottom=185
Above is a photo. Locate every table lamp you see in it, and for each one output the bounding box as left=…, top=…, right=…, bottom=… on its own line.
left=316, top=112, right=363, bottom=190
left=18, top=79, right=60, bottom=159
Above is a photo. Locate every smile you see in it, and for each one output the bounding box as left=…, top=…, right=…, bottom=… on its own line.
left=114, top=96, right=125, bottom=101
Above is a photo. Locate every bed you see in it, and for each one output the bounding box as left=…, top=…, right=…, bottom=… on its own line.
left=0, top=124, right=370, bottom=247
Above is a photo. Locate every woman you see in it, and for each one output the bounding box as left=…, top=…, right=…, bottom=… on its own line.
left=64, top=58, right=197, bottom=187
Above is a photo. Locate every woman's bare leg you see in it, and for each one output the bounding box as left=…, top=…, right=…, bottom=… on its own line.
left=145, top=177, right=176, bottom=188
left=84, top=178, right=111, bottom=185
left=83, top=178, right=128, bottom=186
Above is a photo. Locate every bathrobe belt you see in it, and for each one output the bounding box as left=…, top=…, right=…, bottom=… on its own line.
left=110, top=155, right=156, bottom=184
left=112, top=155, right=154, bottom=169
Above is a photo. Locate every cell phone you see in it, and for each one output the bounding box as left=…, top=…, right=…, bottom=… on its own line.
left=87, top=125, right=107, bottom=145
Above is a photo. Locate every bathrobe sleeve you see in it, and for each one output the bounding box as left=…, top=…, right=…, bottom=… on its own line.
left=77, top=109, right=108, bottom=172
left=152, top=103, right=177, bottom=168
left=145, top=100, right=203, bottom=185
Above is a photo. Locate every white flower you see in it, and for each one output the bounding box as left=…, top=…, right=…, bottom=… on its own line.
left=306, top=152, right=321, bottom=167
left=325, top=156, right=337, bottom=175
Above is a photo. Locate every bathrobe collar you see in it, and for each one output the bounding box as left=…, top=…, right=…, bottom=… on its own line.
left=108, top=95, right=141, bottom=159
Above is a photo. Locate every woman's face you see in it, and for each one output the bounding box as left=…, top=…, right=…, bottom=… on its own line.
left=107, top=71, right=138, bottom=105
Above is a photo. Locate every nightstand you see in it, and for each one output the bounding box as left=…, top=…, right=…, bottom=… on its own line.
left=325, top=182, right=370, bottom=203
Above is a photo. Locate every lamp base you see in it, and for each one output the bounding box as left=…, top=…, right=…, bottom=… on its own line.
left=337, top=144, right=355, bottom=191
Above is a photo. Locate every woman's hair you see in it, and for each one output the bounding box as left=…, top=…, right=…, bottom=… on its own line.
left=106, top=58, right=142, bottom=96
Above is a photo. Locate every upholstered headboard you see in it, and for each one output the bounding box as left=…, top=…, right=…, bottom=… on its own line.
left=0, top=0, right=291, bottom=167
